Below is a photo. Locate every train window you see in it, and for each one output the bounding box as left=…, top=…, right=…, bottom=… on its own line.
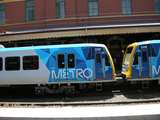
left=87, top=47, right=94, bottom=59
left=96, top=54, right=101, bottom=63
left=82, top=47, right=94, bottom=60
left=68, top=54, right=75, bottom=68
left=133, top=53, right=138, bottom=65
left=126, top=47, right=133, bottom=54
left=151, top=47, right=156, bottom=57
left=0, top=57, right=2, bottom=71
left=5, top=57, right=20, bottom=71
left=105, top=55, right=110, bottom=66
left=142, top=51, right=147, bottom=62
left=58, top=54, right=65, bottom=68
left=151, top=45, right=159, bottom=57
left=124, top=47, right=133, bottom=65
left=23, top=56, right=39, bottom=70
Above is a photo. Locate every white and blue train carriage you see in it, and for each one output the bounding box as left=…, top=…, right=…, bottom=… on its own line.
left=0, top=43, right=115, bottom=87
left=122, top=40, right=160, bottom=82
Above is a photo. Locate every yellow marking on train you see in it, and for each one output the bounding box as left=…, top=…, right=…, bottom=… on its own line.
left=122, top=42, right=137, bottom=79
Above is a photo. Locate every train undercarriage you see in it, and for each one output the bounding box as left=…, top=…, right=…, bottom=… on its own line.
left=0, top=78, right=159, bottom=95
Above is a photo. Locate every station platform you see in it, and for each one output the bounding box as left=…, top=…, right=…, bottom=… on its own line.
left=0, top=103, right=160, bottom=120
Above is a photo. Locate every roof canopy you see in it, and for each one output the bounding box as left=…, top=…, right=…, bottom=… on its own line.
left=0, top=23, right=160, bottom=42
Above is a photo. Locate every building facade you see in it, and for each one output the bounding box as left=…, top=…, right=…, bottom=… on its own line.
left=0, top=0, right=159, bottom=31
left=0, top=0, right=160, bottom=72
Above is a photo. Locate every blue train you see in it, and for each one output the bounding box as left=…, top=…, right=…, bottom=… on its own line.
left=0, top=43, right=115, bottom=93
left=122, top=40, right=160, bottom=82
left=1, top=40, right=160, bottom=94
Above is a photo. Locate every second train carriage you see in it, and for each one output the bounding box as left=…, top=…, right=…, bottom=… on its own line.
left=121, top=40, right=160, bottom=81
left=0, top=43, right=115, bottom=87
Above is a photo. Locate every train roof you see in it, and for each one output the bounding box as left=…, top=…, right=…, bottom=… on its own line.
left=0, top=43, right=106, bottom=52
left=136, top=40, right=160, bottom=46
left=128, top=40, right=160, bottom=47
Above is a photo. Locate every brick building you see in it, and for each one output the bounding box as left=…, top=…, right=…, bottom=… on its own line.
left=0, top=0, right=160, bottom=71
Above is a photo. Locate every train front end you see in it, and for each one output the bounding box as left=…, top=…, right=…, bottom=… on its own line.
left=121, top=43, right=137, bottom=79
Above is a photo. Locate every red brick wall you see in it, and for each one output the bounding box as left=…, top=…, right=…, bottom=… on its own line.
left=45, top=0, right=56, bottom=19
left=2, top=14, right=160, bottom=31
left=35, top=0, right=45, bottom=20
left=5, top=1, right=25, bottom=24
left=1, top=0, right=159, bottom=32
left=76, top=0, right=88, bottom=17
left=65, top=0, right=76, bottom=17
left=99, top=0, right=122, bottom=16
left=132, top=0, right=155, bottom=14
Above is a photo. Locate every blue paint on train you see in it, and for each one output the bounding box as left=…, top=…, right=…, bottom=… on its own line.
left=131, top=40, right=160, bottom=79
left=151, top=43, right=160, bottom=78
left=35, top=44, right=114, bottom=83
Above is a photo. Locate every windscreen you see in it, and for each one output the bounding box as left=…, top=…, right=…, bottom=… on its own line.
left=123, top=47, right=133, bottom=66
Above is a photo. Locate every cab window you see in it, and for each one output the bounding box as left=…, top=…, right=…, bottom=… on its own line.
left=142, top=50, right=147, bottom=62
left=105, top=55, right=110, bottom=66
left=126, top=47, right=133, bottom=54
left=124, top=47, right=133, bottom=65
left=151, top=44, right=159, bottom=57
left=133, top=52, right=138, bottom=65
left=96, top=54, right=101, bottom=64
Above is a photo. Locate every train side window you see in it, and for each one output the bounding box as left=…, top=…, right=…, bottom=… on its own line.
left=142, top=51, right=147, bottom=62
left=23, top=56, right=39, bottom=70
left=151, top=47, right=156, bottom=57
left=105, top=55, right=110, bottom=66
left=5, top=57, right=20, bottom=71
left=68, top=54, right=75, bottom=68
left=58, top=54, right=65, bottom=68
left=96, top=54, right=101, bottom=64
left=126, top=47, right=133, bottom=53
left=0, top=57, right=2, bottom=71
left=133, top=53, right=138, bottom=65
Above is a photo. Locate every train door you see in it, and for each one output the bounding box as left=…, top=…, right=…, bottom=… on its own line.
left=56, top=53, right=67, bottom=81
left=140, top=45, right=150, bottom=78
left=95, top=48, right=105, bottom=80
left=67, top=53, right=76, bottom=81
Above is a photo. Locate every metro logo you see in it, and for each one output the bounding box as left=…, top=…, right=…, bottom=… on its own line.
left=51, top=68, right=93, bottom=80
